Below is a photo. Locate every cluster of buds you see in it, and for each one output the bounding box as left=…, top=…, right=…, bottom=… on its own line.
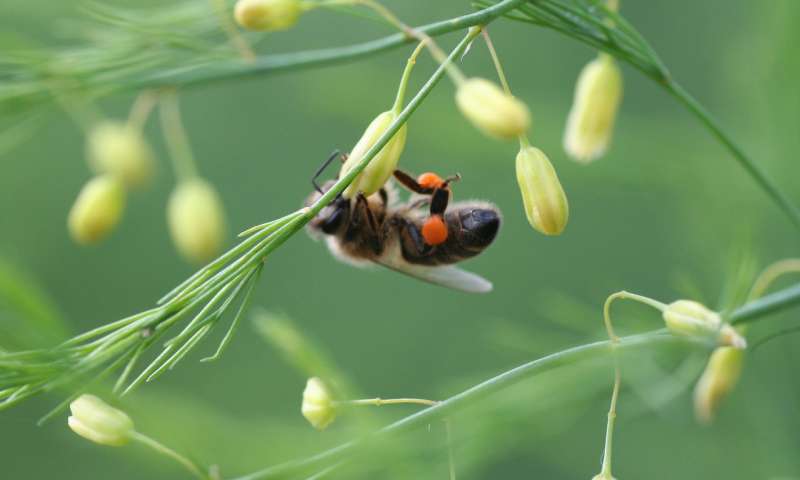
left=68, top=121, right=154, bottom=245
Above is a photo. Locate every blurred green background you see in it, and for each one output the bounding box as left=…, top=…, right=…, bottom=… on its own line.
left=2, top=1, right=800, bottom=479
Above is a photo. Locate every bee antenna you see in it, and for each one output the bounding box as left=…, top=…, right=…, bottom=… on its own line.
left=444, top=173, right=462, bottom=186
left=312, top=149, right=341, bottom=194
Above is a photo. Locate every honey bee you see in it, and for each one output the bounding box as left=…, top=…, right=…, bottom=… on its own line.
left=306, top=151, right=501, bottom=293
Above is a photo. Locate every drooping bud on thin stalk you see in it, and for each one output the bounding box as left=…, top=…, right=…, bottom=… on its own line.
left=302, top=377, right=337, bottom=430
left=693, top=346, right=744, bottom=424
left=564, top=53, right=623, bottom=163
left=87, top=121, right=155, bottom=188
left=168, top=178, right=227, bottom=264
left=339, top=43, right=425, bottom=198
left=68, top=174, right=126, bottom=245
left=455, top=78, right=530, bottom=140
left=515, top=144, right=569, bottom=235
left=68, top=394, right=134, bottom=446
left=234, top=0, right=308, bottom=31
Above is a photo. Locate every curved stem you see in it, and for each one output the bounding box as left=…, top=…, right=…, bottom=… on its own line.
left=603, top=290, right=667, bottom=341
left=663, top=80, right=800, bottom=230
left=130, top=431, right=208, bottom=480
left=748, top=259, right=800, bottom=301
left=230, top=330, right=699, bottom=480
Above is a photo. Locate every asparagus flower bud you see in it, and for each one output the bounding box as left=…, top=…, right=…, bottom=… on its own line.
left=301, top=377, right=337, bottom=430
left=68, top=395, right=134, bottom=447
left=662, top=300, right=746, bottom=348
left=564, top=54, right=623, bottom=163
left=87, top=121, right=155, bottom=188
left=693, top=346, right=745, bottom=424
left=68, top=175, right=126, bottom=245
left=515, top=145, right=569, bottom=235
left=455, top=78, right=530, bottom=140
left=167, top=178, right=227, bottom=264
left=234, top=0, right=305, bottom=31
left=340, top=110, right=407, bottom=199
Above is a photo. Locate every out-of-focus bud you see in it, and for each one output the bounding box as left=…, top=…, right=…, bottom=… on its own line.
left=662, top=300, right=747, bottom=348
left=693, top=346, right=745, bottom=424
left=68, top=394, right=134, bottom=447
left=515, top=146, right=569, bottom=235
left=234, top=0, right=304, bottom=31
left=167, top=178, right=227, bottom=264
left=455, top=78, right=531, bottom=140
left=340, top=111, right=407, bottom=199
left=301, top=377, right=337, bottom=430
left=87, top=121, right=154, bottom=188
left=564, top=54, right=623, bottom=163
left=68, top=175, right=126, bottom=245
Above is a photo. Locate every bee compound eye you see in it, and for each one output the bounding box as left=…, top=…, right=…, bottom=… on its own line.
left=422, top=215, right=448, bottom=246
left=461, top=209, right=500, bottom=246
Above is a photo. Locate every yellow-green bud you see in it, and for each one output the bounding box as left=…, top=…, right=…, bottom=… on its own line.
left=455, top=78, right=531, bottom=140
left=68, top=394, right=134, bottom=447
left=87, top=121, right=155, bottom=188
left=564, top=54, right=623, bottom=163
left=693, top=346, right=744, bottom=424
left=167, top=178, right=227, bottom=264
left=515, top=146, right=569, bottom=235
left=68, top=175, right=126, bottom=245
left=234, top=0, right=304, bottom=31
left=662, top=300, right=747, bottom=348
left=301, top=377, right=336, bottom=430
left=340, top=110, right=407, bottom=199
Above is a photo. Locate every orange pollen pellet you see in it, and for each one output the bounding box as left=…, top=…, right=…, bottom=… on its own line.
left=422, top=215, right=448, bottom=246
left=417, top=172, right=445, bottom=190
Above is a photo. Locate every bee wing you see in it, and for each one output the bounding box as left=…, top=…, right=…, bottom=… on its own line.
left=375, top=256, right=493, bottom=293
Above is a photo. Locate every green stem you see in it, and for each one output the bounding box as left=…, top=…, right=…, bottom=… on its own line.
left=663, top=80, right=800, bottom=230
left=130, top=0, right=526, bottom=91
left=131, top=431, right=208, bottom=479
left=730, top=281, right=800, bottom=325
left=230, top=330, right=699, bottom=480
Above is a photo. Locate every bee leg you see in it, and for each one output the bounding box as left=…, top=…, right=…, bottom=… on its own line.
left=312, top=150, right=341, bottom=194
left=355, top=193, right=383, bottom=255
left=401, top=220, right=433, bottom=257
left=393, top=169, right=434, bottom=194
left=379, top=187, right=388, bottom=207
left=429, top=188, right=450, bottom=216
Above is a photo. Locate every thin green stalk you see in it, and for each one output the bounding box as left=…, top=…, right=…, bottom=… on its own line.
left=159, top=91, right=199, bottom=182
left=130, top=0, right=526, bottom=91
left=730, top=281, right=800, bottom=325
left=663, top=80, right=800, bottom=230
left=131, top=431, right=208, bottom=480
left=231, top=330, right=696, bottom=480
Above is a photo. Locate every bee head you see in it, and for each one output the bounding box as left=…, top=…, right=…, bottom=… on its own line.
left=457, top=205, right=501, bottom=248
